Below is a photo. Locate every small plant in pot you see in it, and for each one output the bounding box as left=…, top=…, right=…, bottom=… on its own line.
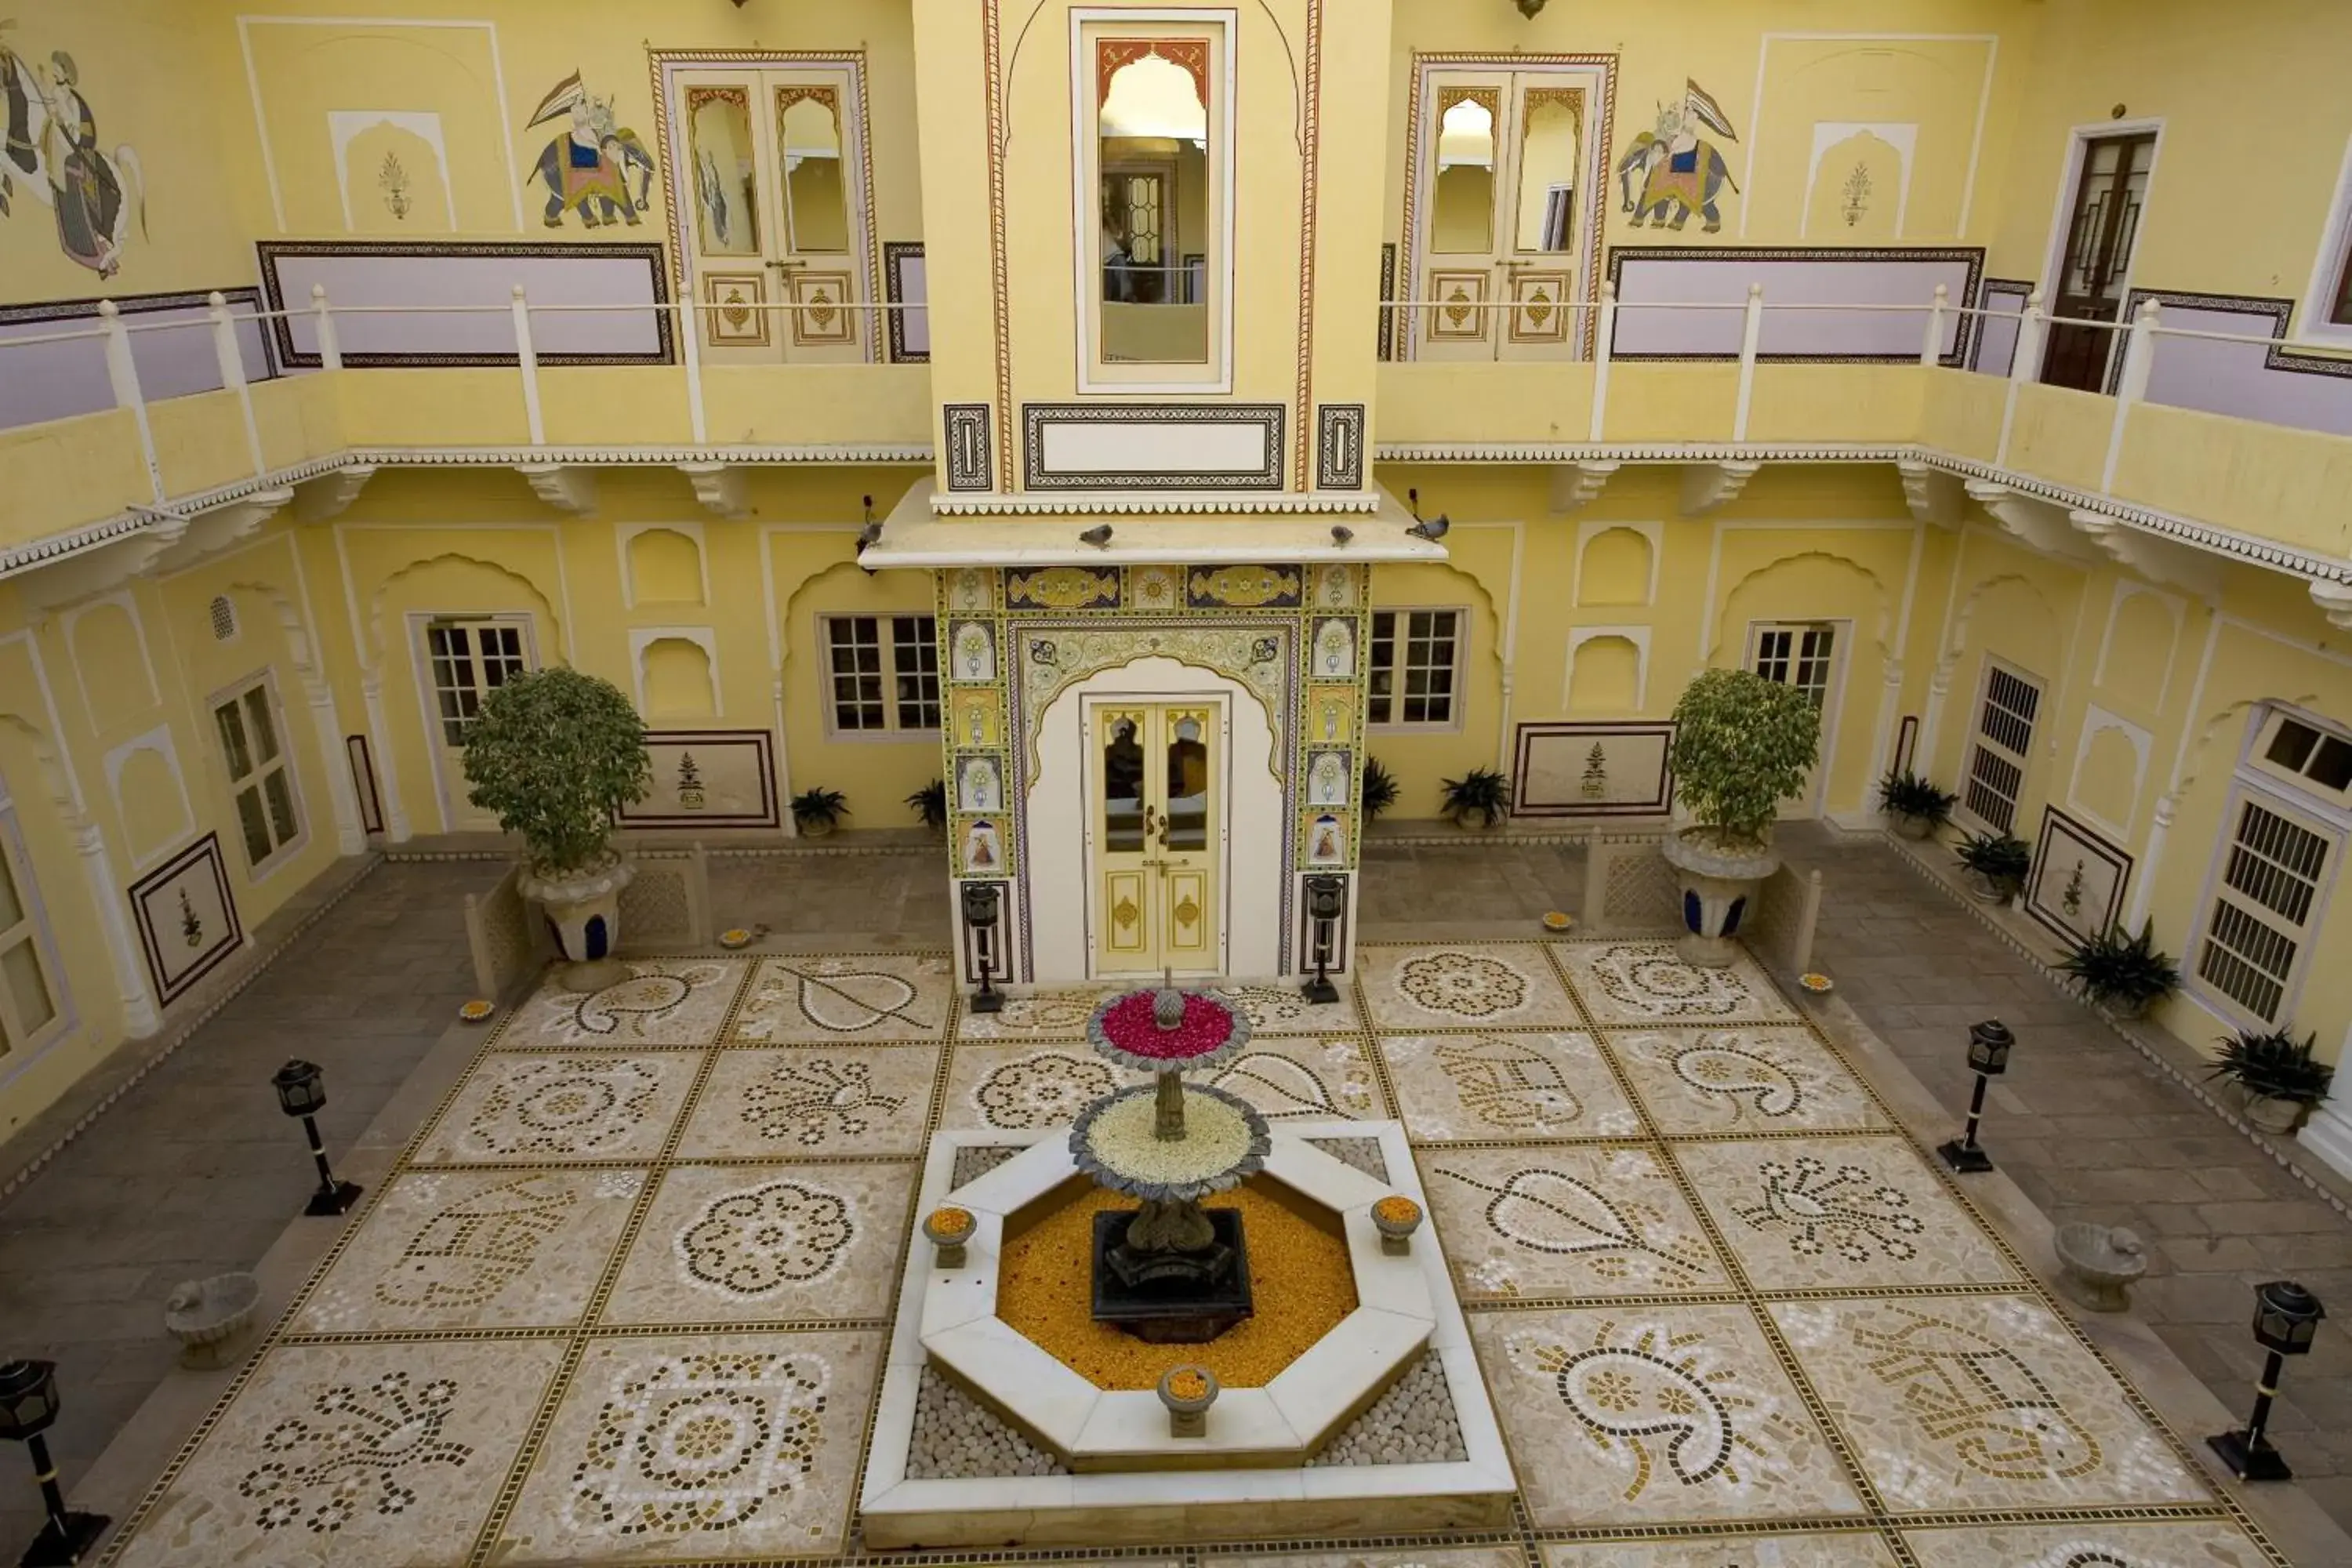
left=1662, top=668, right=1820, bottom=967
left=2209, top=1027, right=2336, bottom=1136
left=1359, top=756, right=1400, bottom=822
left=459, top=666, right=652, bottom=990
left=906, top=779, right=947, bottom=835
left=1954, top=829, right=2032, bottom=904
left=793, top=786, right=850, bottom=838
left=1439, top=766, right=1511, bottom=829
left=1877, top=768, right=1957, bottom=841
left=2054, top=919, right=2180, bottom=1020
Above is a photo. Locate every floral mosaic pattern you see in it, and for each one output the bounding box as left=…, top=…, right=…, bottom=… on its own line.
left=601, top=1163, right=912, bottom=1324
left=503, top=960, right=746, bottom=1047
left=1381, top=1032, right=1641, bottom=1141
left=951, top=984, right=1120, bottom=1040
left=1210, top=1037, right=1388, bottom=1120
left=731, top=955, right=953, bottom=1044
left=677, top=1047, right=938, bottom=1158
left=1544, top=1534, right=1899, bottom=1566
left=414, top=1053, right=699, bottom=1165
left=1555, top=942, right=1796, bottom=1025
left=1607, top=1026, right=1889, bottom=1133
left=937, top=1043, right=1137, bottom=1131
left=1203, top=981, right=1361, bottom=1036
left=1900, top=1519, right=2277, bottom=1567
left=496, top=1330, right=879, bottom=1560
left=1358, top=943, right=1579, bottom=1029
left=1426, top=1145, right=1726, bottom=1298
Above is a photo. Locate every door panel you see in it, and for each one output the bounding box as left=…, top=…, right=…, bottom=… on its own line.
left=1747, top=622, right=1842, bottom=817
left=2043, top=132, right=2154, bottom=391
left=421, top=618, right=533, bottom=833
left=1089, top=699, right=1225, bottom=976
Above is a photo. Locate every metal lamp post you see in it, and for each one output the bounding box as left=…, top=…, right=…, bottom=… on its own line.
left=1936, top=1018, right=2013, bottom=1173
left=961, top=881, right=1005, bottom=1015
left=2208, top=1280, right=2325, bottom=1481
left=1301, top=874, right=1346, bottom=1005
left=271, top=1059, right=362, bottom=1217
left=0, top=1359, right=107, bottom=1566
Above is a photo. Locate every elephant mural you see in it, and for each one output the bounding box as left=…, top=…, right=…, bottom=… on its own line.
left=524, top=71, right=655, bottom=229
left=1616, top=81, right=1740, bottom=234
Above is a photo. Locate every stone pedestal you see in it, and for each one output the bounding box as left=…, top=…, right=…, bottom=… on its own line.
left=519, top=857, right=634, bottom=989
left=1661, top=829, right=1780, bottom=969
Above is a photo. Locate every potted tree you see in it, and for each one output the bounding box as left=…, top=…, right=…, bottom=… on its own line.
left=1439, top=767, right=1511, bottom=829
left=792, top=786, right=850, bottom=837
left=1359, top=756, right=1400, bottom=822
left=2054, top=920, right=2180, bottom=1020
left=906, top=779, right=948, bottom=835
left=2209, top=1028, right=2336, bottom=1135
left=1954, top=829, right=2032, bottom=904
left=460, top=666, right=652, bottom=990
left=1661, top=668, right=1821, bottom=967
left=1877, top=768, right=1958, bottom=841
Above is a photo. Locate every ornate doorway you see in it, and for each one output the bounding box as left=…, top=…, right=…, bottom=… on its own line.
left=1087, top=698, right=1225, bottom=975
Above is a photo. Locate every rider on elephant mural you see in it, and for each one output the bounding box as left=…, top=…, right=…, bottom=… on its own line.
left=524, top=71, right=655, bottom=229
left=1617, top=78, right=1741, bottom=234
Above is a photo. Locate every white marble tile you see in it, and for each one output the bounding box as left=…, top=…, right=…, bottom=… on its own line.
left=729, top=953, right=954, bottom=1044
left=1358, top=943, right=1581, bottom=1030
left=1555, top=941, right=1797, bottom=1025
left=1381, top=1029, right=1642, bottom=1141
left=502, top=959, right=746, bottom=1047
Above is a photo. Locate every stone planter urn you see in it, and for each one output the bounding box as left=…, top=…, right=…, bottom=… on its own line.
left=1157, top=1364, right=1219, bottom=1437
left=1963, top=870, right=2015, bottom=906
left=1890, top=812, right=1937, bottom=842
left=2053, top=1223, right=2147, bottom=1312
left=165, top=1272, right=261, bottom=1369
left=2241, top=1089, right=2311, bottom=1137
left=518, top=855, right=634, bottom=991
left=1661, top=829, right=1779, bottom=968
left=1372, top=1194, right=1424, bottom=1254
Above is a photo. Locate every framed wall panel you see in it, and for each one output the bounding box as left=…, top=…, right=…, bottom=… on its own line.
left=128, top=833, right=244, bottom=1007
left=2112, top=288, right=2352, bottom=438
left=1513, top=720, right=1675, bottom=818
left=1606, top=245, right=1982, bottom=363
left=1021, top=403, right=1283, bottom=491
left=1969, top=276, right=2032, bottom=376
left=883, top=241, right=929, bottom=363
left=2023, top=806, right=2132, bottom=947
left=619, top=730, right=779, bottom=829
left=345, top=735, right=386, bottom=836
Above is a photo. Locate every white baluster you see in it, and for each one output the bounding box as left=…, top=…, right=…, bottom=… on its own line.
left=679, top=296, right=708, bottom=446
left=210, top=290, right=266, bottom=477
left=1732, top=282, right=1764, bottom=442
left=310, top=282, right=343, bottom=372
left=1996, top=289, right=2044, bottom=469
left=1588, top=280, right=1616, bottom=444
left=1920, top=282, right=1948, bottom=368
left=2103, top=297, right=2159, bottom=492
left=99, top=299, right=163, bottom=502
left=512, top=283, right=545, bottom=446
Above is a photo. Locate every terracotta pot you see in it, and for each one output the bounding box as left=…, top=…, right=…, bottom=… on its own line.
left=1661, top=829, right=1779, bottom=968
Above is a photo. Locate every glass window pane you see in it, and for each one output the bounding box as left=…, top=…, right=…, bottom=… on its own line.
left=1104, top=717, right=1145, bottom=851
left=234, top=787, right=274, bottom=866
left=245, top=688, right=281, bottom=763
left=2266, top=719, right=2320, bottom=771
left=1165, top=717, right=1208, bottom=851
left=0, top=850, right=23, bottom=931
left=778, top=88, right=849, bottom=253
left=264, top=768, right=300, bottom=844
left=2310, top=735, right=2352, bottom=793
left=1, top=938, right=53, bottom=1038
left=1098, top=44, right=1210, bottom=363
left=214, top=702, right=253, bottom=781
left=688, top=86, right=761, bottom=256
left=1514, top=89, right=1581, bottom=252
left=1433, top=92, right=1496, bottom=252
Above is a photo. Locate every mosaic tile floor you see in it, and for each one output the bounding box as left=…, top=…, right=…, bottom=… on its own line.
left=100, top=944, right=2293, bottom=1566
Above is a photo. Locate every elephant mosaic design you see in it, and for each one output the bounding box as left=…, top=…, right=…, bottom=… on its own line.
left=1617, top=79, right=1740, bottom=233
left=524, top=71, right=655, bottom=228
left=1856, top=1306, right=2103, bottom=1480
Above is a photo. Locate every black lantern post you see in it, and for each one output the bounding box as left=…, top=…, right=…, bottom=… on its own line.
left=1302, top=874, right=1347, bottom=1005
left=1936, top=1018, right=2013, bottom=1173
left=271, top=1059, right=362, bottom=1217
left=0, top=1359, right=107, bottom=1566
left=2208, top=1280, right=2325, bottom=1481
left=961, top=881, right=1005, bottom=1015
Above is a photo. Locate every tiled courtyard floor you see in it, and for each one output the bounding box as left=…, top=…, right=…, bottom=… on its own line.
left=89, top=942, right=2294, bottom=1565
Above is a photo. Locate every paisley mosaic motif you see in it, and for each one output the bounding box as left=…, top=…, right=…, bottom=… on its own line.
left=1434, top=1036, right=1584, bottom=1131
left=239, top=1371, right=471, bottom=1532
left=1185, top=564, right=1301, bottom=608
left=519, top=961, right=739, bottom=1044
left=465, top=1058, right=666, bottom=1157
left=375, top=1174, right=580, bottom=1310
left=971, top=1050, right=1119, bottom=1127
left=1856, top=1305, right=2101, bottom=1481
left=1437, top=1163, right=1715, bottom=1287
left=1577, top=944, right=1768, bottom=1018
left=1733, top=1156, right=1924, bottom=1263
left=739, top=1056, right=908, bottom=1148
left=675, top=1179, right=855, bottom=1298
left=1399, top=951, right=1530, bottom=1018
left=1211, top=1043, right=1379, bottom=1119
left=568, top=1348, right=829, bottom=1536
left=1668, top=1040, right=1801, bottom=1116
left=1526, top=1320, right=1791, bottom=1502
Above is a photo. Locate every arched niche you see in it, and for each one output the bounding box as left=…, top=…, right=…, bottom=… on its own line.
left=1566, top=634, right=1642, bottom=713
left=2096, top=586, right=2180, bottom=713
left=626, top=527, right=707, bottom=607
left=640, top=636, right=717, bottom=718
left=1576, top=525, right=1654, bottom=608
left=2074, top=720, right=2145, bottom=837
left=68, top=601, right=158, bottom=732
left=111, top=742, right=191, bottom=867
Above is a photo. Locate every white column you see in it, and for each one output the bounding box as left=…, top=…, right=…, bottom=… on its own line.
left=2123, top=793, right=2174, bottom=933
left=771, top=673, right=798, bottom=838
left=679, top=298, right=709, bottom=445
left=310, top=283, right=343, bottom=372
left=305, top=680, right=367, bottom=855
left=361, top=672, right=411, bottom=842
left=1865, top=658, right=1907, bottom=802
left=1917, top=659, right=1955, bottom=780
left=2103, top=297, right=2159, bottom=492
left=1996, top=289, right=2043, bottom=469
left=71, top=818, right=158, bottom=1037
left=2299, top=1025, right=2352, bottom=1179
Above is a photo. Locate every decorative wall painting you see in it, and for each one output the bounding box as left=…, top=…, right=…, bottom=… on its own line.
left=960, top=818, right=1004, bottom=875
left=524, top=71, right=655, bottom=229
left=1616, top=78, right=1737, bottom=233
left=956, top=755, right=1002, bottom=813
left=1308, top=684, right=1356, bottom=746
left=2024, top=807, right=2131, bottom=947
left=618, top=731, right=779, bottom=828
left=1512, top=721, right=1675, bottom=817
left=0, top=36, right=145, bottom=276
left=949, top=689, right=1002, bottom=750
left=1312, top=618, right=1356, bottom=679
left=1307, top=750, right=1351, bottom=808
left=128, top=833, right=242, bottom=1005
left=1305, top=811, right=1348, bottom=867
left=951, top=622, right=996, bottom=682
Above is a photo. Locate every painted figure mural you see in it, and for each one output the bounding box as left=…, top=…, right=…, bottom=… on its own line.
left=1616, top=78, right=1739, bottom=233
left=0, top=31, right=145, bottom=276
left=525, top=71, right=655, bottom=229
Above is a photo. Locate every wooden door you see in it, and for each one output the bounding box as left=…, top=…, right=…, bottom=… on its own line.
left=2042, top=132, right=2154, bottom=391
left=1088, top=699, right=1225, bottom=976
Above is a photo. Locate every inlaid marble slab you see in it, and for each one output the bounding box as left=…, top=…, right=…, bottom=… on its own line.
left=503, top=959, right=746, bottom=1047
left=1423, top=1144, right=1728, bottom=1299
left=412, top=1051, right=702, bottom=1166
left=951, top=983, right=1120, bottom=1040
left=294, top=1168, right=644, bottom=1334
left=677, top=1045, right=940, bottom=1158
left=1772, top=1294, right=2212, bottom=1513
left=494, top=1328, right=880, bottom=1562
left=1555, top=942, right=1797, bottom=1025
left=1218, top=1551, right=1524, bottom=1568
left=1208, top=1036, right=1388, bottom=1120
left=1357, top=943, right=1581, bottom=1030
left=1674, top=1134, right=2016, bottom=1292
left=1471, top=1304, right=1863, bottom=1528
left=1380, top=1030, right=1642, bottom=1141
left=1607, top=1026, right=1889, bottom=1134
left=1544, top=1532, right=1900, bottom=1566
left=111, top=1338, right=565, bottom=1568
left=600, top=1161, right=914, bottom=1325
left=1900, top=1519, right=2277, bottom=1567
left=730, top=953, right=954, bottom=1044
left=936, top=1041, right=1142, bottom=1132
left=1202, top=979, right=1362, bottom=1036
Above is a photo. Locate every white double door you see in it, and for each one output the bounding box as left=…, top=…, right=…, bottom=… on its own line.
left=1745, top=620, right=1848, bottom=817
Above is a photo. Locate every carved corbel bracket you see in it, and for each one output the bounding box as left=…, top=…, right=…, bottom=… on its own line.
left=677, top=460, right=748, bottom=520
left=1896, top=459, right=1962, bottom=528
left=1963, top=479, right=2096, bottom=564
left=2067, top=509, right=2220, bottom=597
left=297, top=463, right=378, bottom=523
left=516, top=463, right=597, bottom=516
left=150, top=488, right=296, bottom=575
left=2312, top=579, right=2352, bottom=632
left=1680, top=459, right=1760, bottom=518
left=1548, top=459, right=1621, bottom=514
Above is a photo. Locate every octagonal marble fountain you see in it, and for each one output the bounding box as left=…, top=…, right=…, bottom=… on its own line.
left=860, top=978, right=1510, bottom=1547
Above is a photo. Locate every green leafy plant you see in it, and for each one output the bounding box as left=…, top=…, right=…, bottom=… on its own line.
left=1359, top=756, right=1400, bottom=821
left=2055, top=920, right=2180, bottom=1014
left=2208, top=1028, right=2336, bottom=1106
left=459, top=667, right=650, bottom=875
left=1955, top=829, right=2032, bottom=899
left=792, top=786, right=850, bottom=834
left=1666, top=668, right=1821, bottom=851
left=906, top=779, right=948, bottom=832
left=1878, top=768, right=1958, bottom=827
left=1440, top=767, right=1512, bottom=829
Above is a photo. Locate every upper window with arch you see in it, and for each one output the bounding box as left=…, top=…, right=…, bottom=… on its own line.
left=2250, top=706, right=2352, bottom=808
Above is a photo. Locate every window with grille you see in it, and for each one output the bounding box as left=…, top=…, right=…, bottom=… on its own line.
left=213, top=675, right=305, bottom=873
left=824, top=615, right=939, bottom=735
left=209, top=594, right=238, bottom=643
left=2194, top=793, right=2335, bottom=1025
left=0, top=810, right=65, bottom=1058
left=425, top=621, right=529, bottom=747
left=1368, top=609, right=1463, bottom=727
left=1962, top=660, right=2042, bottom=834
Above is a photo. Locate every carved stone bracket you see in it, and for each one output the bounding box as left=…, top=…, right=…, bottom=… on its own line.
left=677, top=460, right=748, bottom=520
left=1548, top=459, right=1621, bottom=514
left=1963, top=479, right=2096, bottom=564
left=2312, top=580, right=2352, bottom=631
left=148, top=488, right=296, bottom=575
left=297, top=463, right=378, bottom=523
left=1896, top=459, right=1962, bottom=528
left=2067, top=509, right=2220, bottom=596
left=1680, top=460, right=1759, bottom=518
left=24, top=516, right=190, bottom=609
left=516, top=463, right=597, bottom=516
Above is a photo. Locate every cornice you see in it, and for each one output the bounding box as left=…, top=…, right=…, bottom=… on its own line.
left=927, top=489, right=1383, bottom=517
